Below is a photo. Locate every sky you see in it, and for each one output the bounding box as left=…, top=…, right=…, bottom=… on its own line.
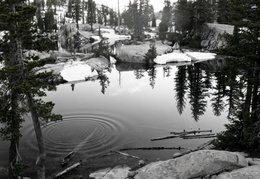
left=94, top=0, right=167, bottom=12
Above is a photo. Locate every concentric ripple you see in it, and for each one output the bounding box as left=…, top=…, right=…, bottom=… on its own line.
left=21, top=112, right=129, bottom=157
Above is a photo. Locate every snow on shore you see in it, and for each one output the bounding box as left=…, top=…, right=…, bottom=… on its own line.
left=154, top=51, right=217, bottom=65
left=60, top=61, right=98, bottom=82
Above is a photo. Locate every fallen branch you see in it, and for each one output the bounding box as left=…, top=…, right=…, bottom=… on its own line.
left=119, top=146, right=185, bottom=151
left=172, top=139, right=215, bottom=159
left=111, top=150, right=139, bottom=159
left=54, top=162, right=81, bottom=179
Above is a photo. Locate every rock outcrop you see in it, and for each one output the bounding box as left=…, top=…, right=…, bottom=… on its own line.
left=134, top=150, right=248, bottom=179
left=115, top=41, right=172, bottom=63
left=89, top=165, right=130, bottom=179
left=215, top=165, right=260, bottom=179
left=89, top=150, right=256, bottom=179
left=201, top=23, right=234, bottom=51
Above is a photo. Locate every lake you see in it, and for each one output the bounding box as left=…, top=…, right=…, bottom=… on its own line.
left=0, top=59, right=229, bottom=176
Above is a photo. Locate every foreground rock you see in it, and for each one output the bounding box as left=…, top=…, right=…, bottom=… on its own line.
left=216, top=165, right=260, bottom=179
left=89, top=165, right=130, bottom=179
left=89, top=150, right=250, bottom=179
left=134, top=150, right=248, bottom=179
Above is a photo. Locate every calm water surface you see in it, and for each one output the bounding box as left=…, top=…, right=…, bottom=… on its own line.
left=0, top=60, right=229, bottom=168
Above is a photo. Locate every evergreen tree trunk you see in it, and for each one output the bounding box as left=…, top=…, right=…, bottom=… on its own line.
left=9, top=93, right=20, bottom=179
left=27, top=93, right=46, bottom=179
left=8, top=31, right=23, bottom=179
left=9, top=141, right=20, bottom=179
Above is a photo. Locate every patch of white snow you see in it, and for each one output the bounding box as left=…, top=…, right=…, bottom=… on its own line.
left=154, top=52, right=192, bottom=65
left=185, top=52, right=216, bottom=61
left=60, top=62, right=98, bottom=82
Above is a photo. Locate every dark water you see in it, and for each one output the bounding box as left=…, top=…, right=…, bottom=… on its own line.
left=0, top=59, right=229, bottom=169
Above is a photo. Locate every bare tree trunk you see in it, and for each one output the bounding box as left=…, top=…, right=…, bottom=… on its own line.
left=27, top=93, right=46, bottom=179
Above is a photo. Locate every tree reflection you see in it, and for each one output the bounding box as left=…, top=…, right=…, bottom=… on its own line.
left=187, top=64, right=209, bottom=121
left=163, top=66, right=171, bottom=77
left=134, top=69, right=145, bottom=79
left=174, top=66, right=187, bottom=115
left=214, top=58, right=260, bottom=151
left=211, top=72, right=226, bottom=116
left=97, top=71, right=110, bottom=94
left=147, top=67, right=157, bottom=89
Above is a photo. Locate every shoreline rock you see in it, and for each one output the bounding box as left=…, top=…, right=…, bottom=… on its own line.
left=134, top=150, right=248, bottom=179
left=89, top=150, right=260, bottom=179
left=115, top=41, right=172, bottom=63
left=201, top=23, right=234, bottom=51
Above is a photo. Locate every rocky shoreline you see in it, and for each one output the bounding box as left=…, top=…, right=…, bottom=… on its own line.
left=90, top=149, right=260, bottom=179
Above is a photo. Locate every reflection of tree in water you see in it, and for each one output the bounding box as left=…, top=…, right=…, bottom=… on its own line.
left=174, top=66, right=188, bottom=115
left=147, top=68, right=157, bottom=89
left=221, top=59, right=244, bottom=119
left=187, top=64, right=209, bottom=121
left=203, top=71, right=213, bottom=89
left=134, top=69, right=145, bottom=79
left=97, top=71, right=110, bottom=94
left=163, top=66, right=171, bottom=77
left=214, top=58, right=260, bottom=151
left=210, top=72, right=226, bottom=116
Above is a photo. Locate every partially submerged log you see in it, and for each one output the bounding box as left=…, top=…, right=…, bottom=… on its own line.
left=119, top=146, right=185, bottom=151
left=60, top=129, right=97, bottom=167
left=182, top=133, right=216, bottom=139
left=54, top=162, right=81, bottom=178
left=61, top=151, right=75, bottom=167
left=111, top=150, right=139, bottom=159
left=151, top=135, right=179, bottom=141
left=151, top=129, right=215, bottom=141
left=172, top=139, right=214, bottom=159
left=170, top=129, right=212, bottom=135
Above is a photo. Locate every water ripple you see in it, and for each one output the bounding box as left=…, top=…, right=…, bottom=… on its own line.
left=22, top=112, right=129, bottom=157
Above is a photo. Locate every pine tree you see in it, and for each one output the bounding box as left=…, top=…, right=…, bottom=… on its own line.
left=223, top=0, right=260, bottom=59
left=159, top=0, right=172, bottom=40
left=44, top=9, right=56, bottom=32
left=75, top=0, right=81, bottom=29
left=217, top=0, right=232, bottom=24
left=87, top=0, right=96, bottom=32
left=151, top=12, right=156, bottom=27
left=0, top=1, right=61, bottom=178
left=174, top=0, right=193, bottom=35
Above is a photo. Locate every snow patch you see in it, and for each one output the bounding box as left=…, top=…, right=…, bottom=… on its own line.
left=154, top=52, right=192, bottom=65
left=185, top=52, right=216, bottom=61
left=60, top=62, right=98, bottom=82
left=154, top=52, right=217, bottom=65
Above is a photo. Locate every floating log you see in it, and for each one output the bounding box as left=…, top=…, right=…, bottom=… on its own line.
left=54, top=162, right=81, bottom=179
left=151, top=129, right=214, bottom=141
left=182, top=133, right=216, bottom=139
left=111, top=150, right=139, bottom=159
left=60, top=129, right=97, bottom=167
left=119, top=146, right=185, bottom=151
left=150, top=135, right=179, bottom=141
left=172, top=139, right=214, bottom=159
left=170, top=129, right=212, bottom=135
left=61, top=151, right=75, bottom=167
